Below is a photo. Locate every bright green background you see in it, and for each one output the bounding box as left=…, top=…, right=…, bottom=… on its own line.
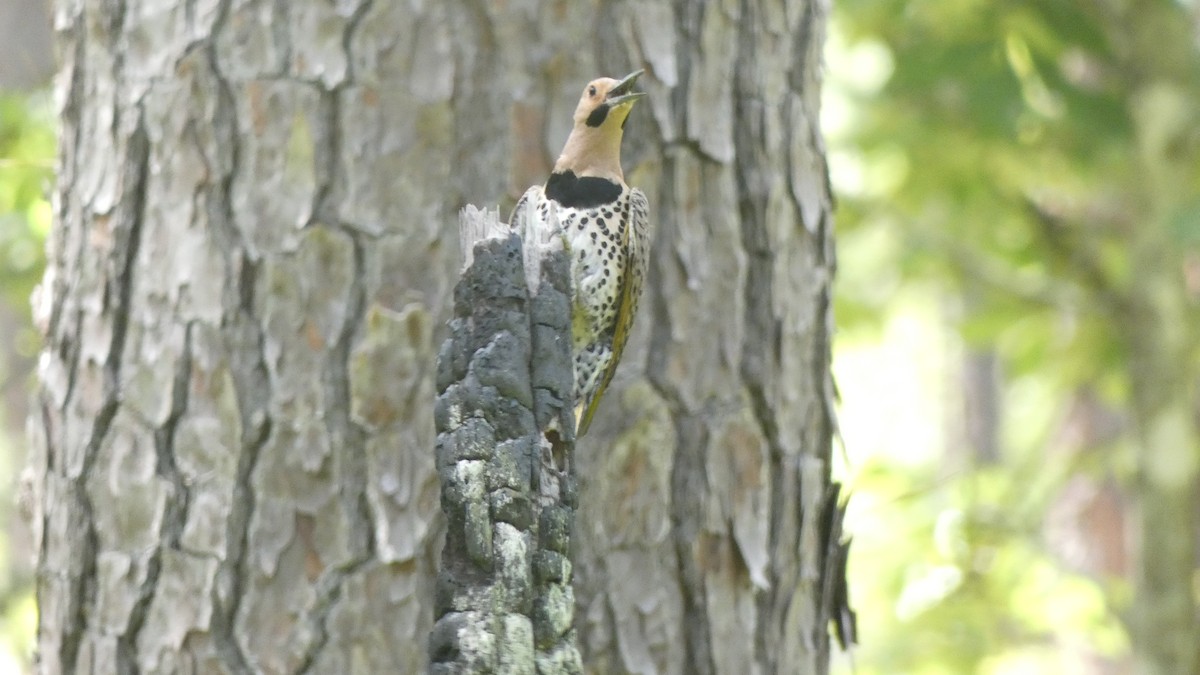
left=828, top=0, right=1199, bottom=672
left=0, top=89, right=53, bottom=671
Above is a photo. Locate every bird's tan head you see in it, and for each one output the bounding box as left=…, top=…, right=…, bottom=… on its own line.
left=555, top=69, right=646, bottom=182
left=572, top=70, right=646, bottom=130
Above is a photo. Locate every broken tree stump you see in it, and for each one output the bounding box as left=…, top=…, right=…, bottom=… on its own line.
left=429, top=205, right=581, bottom=674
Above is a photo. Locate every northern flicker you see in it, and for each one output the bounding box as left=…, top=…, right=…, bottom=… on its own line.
left=510, top=69, right=650, bottom=436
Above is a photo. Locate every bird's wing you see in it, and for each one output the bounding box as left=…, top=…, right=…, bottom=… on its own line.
left=576, top=188, right=650, bottom=436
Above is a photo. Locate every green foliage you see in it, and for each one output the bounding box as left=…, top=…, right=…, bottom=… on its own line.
left=829, top=0, right=1200, bottom=671
left=0, top=91, right=53, bottom=356
left=0, top=88, right=54, bottom=670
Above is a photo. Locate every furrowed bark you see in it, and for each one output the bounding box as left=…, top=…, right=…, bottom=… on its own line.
left=35, top=0, right=845, bottom=671
left=430, top=207, right=580, bottom=673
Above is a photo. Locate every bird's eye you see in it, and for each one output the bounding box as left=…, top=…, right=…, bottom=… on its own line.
left=588, top=86, right=597, bottom=97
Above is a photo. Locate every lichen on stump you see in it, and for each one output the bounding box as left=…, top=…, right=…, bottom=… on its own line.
left=430, top=206, right=580, bottom=674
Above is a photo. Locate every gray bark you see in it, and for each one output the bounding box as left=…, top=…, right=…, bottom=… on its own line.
left=32, top=0, right=844, bottom=673
left=430, top=208, right=580, bottom=672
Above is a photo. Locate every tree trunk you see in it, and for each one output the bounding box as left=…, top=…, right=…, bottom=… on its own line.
left=1126, top=68, right=1200, bottom=675
left=31, top=0, right=841, bottom=673
left=1116, top=5, right=1200, bottom=673
left=430, top=209, right=582, bottom=672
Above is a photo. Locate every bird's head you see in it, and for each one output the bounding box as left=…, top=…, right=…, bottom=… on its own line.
left=572, top=69, right=646, bottom=130
left=555, top=70, right=646, bottom=182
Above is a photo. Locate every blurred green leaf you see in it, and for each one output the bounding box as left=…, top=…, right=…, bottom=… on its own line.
left=0, top=87, right=53, bottom=673
left=830, top=0, right=1200, bottom=671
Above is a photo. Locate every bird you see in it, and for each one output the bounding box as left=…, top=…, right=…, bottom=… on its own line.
left=509, top=69, right=650, bottom=437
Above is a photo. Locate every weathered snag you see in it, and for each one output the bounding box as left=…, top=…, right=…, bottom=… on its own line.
left=430, top=206, right=580, bottom=674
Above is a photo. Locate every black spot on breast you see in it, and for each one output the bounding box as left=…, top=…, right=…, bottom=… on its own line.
left=545, top=171, right=622, bottom=209
left=586, top=103, right=611, bottom=128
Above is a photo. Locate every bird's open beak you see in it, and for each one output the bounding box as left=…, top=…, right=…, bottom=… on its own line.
left=606, top=69, right=646, bottom=107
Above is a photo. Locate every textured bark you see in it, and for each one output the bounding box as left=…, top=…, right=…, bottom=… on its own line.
left=430, top=208, right=580, bottom=672
left=32, top=0, right=842, bottom=673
